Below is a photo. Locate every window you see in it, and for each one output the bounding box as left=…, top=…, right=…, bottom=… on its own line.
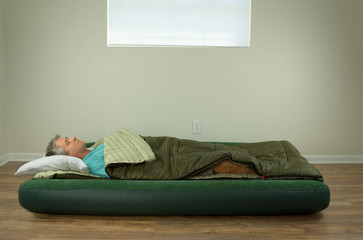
left=107, top=0, right=251, bottom=47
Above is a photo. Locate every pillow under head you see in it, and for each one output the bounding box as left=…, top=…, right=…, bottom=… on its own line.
left=14, top=155, right=89, bottom=175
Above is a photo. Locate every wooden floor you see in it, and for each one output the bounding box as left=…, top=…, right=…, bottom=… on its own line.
left=1, top=162, right=363, bottom=240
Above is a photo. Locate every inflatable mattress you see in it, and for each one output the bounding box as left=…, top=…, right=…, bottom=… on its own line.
left=18, top=178, right=330, bottom=215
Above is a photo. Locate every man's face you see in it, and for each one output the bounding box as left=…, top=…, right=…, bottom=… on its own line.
left=56, top=136, right=87, bottom=158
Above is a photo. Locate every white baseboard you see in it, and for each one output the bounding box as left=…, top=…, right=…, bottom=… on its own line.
left=8, top=153, right=44, bottom=161
left=1, top=153, right=363, bottom=166
left=304, top=155, right=363, bottom=164
left=0, top=153, right=44, bottom=166
left=0, top=154, right=10, bottom=167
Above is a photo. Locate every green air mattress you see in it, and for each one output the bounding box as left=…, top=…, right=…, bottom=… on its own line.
left=18, top=178, right=330, bottom=215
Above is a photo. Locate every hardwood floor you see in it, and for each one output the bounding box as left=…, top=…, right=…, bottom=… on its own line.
left=1, top=162, right=362, bottom=240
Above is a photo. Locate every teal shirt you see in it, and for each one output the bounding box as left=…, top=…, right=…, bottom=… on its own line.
left=83, top=143, right=109, bottom=178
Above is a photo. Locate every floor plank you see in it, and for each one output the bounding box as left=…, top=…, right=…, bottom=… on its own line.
left=1, top=162, right=363, bottom=239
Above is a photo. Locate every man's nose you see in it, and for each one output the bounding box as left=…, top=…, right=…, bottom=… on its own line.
left=70, top=137, right=76, bottom=141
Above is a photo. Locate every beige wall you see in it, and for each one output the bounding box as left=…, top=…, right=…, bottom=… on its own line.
left=3, top=0, right=363, bottom=155
left=0, top=0, right=8, bottom=156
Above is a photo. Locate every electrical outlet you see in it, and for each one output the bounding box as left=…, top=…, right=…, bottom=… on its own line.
left=192, top=120, right=202, bottom=134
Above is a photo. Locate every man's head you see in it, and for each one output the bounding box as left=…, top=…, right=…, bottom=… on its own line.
left=46, top=134, right=68, bottom=156
left=46, top=135, right=89, bottom=159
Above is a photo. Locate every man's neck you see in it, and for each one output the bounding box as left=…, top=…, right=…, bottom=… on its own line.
left=78, top=149, right=91, bottom=160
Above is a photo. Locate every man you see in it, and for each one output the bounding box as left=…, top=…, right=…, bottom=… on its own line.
left=46, top=135, right=255, bottom=178
left=49, top=136, right=90, bottom=159
left=46, top=135, right=109, bottom=178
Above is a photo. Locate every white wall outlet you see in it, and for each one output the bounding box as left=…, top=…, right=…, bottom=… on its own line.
left=192, top=120, right=202, bottom=134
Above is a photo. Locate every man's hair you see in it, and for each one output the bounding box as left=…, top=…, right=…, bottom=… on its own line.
left=45, top=134, right=69, bottom=156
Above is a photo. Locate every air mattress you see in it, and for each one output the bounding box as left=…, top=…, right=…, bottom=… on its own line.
left=18, top=178, right=330, bottom=215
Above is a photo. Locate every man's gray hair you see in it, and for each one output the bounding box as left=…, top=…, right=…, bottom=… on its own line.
left=45, top=134, right=69, bottom=156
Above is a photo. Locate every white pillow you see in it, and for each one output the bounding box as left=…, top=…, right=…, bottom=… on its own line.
left=14, top=155, right=89, bottom=175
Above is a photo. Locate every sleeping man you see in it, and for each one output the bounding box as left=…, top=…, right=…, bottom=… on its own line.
left=44, top=128, right=323, bottom=181
left=46, top=135, right=109, bottom=178
left=46, top=134, right=256, bottom=179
